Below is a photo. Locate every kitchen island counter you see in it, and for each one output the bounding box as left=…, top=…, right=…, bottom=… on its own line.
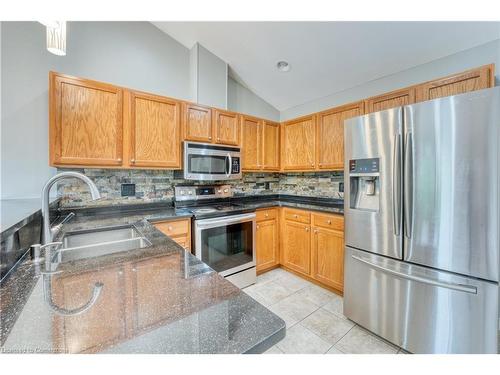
left=0, top=211, right=285, bottom=354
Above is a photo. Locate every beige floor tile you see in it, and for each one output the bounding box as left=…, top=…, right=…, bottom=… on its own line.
left=276, top=324, right=331, bottom=354
left=326, top=346, right=345, bottom=354
left=242, top=286, right=269, bottom=306
left=335, top=326, right=398, bottom=354
left=270, top=292, right=320, bottom=322
left=294, top=284, right=336, bottom=307
left=263, top=345, right=284, bottom=354
left=257, top=268, right=286, bottom=284
left=274, top=271, right=311, bottom=292
left=267, top=302, right=300, bottom=328
left=300, top=308, right=355, bottom=345
left=322, top=293, right=347, bottom=319
left=246, top=280, right=296, bottom=306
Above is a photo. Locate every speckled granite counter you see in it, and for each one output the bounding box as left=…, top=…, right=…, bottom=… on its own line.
left=231, top=195, right=344, bottom=215
left=0, top=213, right=285, bottom=354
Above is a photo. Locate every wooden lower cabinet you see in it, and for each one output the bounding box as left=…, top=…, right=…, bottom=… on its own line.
left=281, top=219, right=311, bottom=276
left=52, top=265, right=128, bottom=353
left=256, top=207, right=345, bottom=293
left=153, top=218, right=192, bottom=252
left=256, top=209, right=279, bottom=273
left=311, top=226, right=344, bottom=292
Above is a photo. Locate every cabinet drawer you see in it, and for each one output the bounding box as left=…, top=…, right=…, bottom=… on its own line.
left=172, top=236, right=191, bottom=251
left=154, top=219, right=190, bottom=237
left=283, top=208, right=310, bottom=224
left=312, top=213, right=344, bottom=231
left=256, top=208, right=278, bottom=221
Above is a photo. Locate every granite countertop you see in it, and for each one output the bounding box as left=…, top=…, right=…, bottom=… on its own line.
left=0, top=213, right=285, bottom=354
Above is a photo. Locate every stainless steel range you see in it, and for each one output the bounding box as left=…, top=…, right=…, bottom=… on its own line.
left=175, top=185, right=256, bottom=288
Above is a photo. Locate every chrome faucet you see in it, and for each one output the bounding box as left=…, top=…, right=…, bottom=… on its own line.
left=41, top=171, right=101, bottom=244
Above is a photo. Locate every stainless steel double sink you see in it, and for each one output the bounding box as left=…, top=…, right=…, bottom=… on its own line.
left=52, top=225, right=152, bottom=263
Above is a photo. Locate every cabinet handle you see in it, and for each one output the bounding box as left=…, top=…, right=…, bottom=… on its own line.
left=117, top=158, right=122, bottom=162
left=168, top=226, right=173, bottom=231
left=305, top=227, right=309, bottom=232
left=311, top=163, right=314, bottom=167
left=130, top=159, right=136, bottom=164
left=265, top=213, right=269, bottom=217
left=314, top=230, right=318, bottom=234
left=327, top=220, right=332, bottom=225
left=294, top=214, right=298, bottom=218
left=257, top=225, right=260, bottom=229
left=209, top=136, right=212, bottom=140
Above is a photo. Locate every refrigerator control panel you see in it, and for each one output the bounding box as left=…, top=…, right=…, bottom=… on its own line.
left=349, top=158, right=379, bottom=174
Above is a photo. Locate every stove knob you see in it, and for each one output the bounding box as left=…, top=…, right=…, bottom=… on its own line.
left=223, top=189, right=228, bottom=193
left=218, top=189, right=222, bottom=193
left=180, top=190, right=186, bottom=195
left=188, top=191, right=193, bottom=195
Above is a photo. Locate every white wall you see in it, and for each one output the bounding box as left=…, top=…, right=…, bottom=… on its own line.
left=1, top=21, right=192, bottom=200
left=281, top=39, right=500, bottom=121
left=227, top=77, right=280, bottom=121
left=196, top=44, right=228, bottom=109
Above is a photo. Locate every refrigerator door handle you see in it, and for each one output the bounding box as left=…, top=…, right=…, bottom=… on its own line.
left=404, top=132, right=413, bottom=238
left=392, top=133, right=402, bottom=236
left=351, top=255, right=477, bottom=294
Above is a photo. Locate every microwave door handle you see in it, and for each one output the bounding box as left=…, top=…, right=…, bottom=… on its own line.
left=225, top=153, right=232, bottom=177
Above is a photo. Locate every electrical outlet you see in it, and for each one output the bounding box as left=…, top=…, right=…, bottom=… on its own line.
left=121, top=183, right=136, bottom=197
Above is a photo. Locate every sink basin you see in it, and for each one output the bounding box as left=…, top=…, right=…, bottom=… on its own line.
left=54, top=225, right=152, bottom=262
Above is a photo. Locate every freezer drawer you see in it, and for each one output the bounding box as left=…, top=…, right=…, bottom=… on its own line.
left=344, top=246, right=499, bottom=354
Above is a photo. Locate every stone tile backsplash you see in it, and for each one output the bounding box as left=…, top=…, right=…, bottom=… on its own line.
left=57, top=168, right=343, bottom=207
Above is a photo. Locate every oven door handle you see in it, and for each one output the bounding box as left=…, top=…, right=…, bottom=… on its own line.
left=196, top=213, right=256, bottom=229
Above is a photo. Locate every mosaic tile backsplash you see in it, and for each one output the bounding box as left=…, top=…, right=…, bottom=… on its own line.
left=57, top=168, right=344, bottom=208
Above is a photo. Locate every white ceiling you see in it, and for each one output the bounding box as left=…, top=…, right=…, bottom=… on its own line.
left=153, top=22, right=500, bottom=111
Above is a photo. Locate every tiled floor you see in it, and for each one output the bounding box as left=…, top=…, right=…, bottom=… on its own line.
left=243, top=268, right=406, bottom=354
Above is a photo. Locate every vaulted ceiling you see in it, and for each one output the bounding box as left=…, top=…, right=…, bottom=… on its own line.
left=153, top=22, right=500, bottom=111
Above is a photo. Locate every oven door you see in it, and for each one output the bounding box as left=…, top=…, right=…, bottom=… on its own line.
left=194, top=213, right=256, bottom=276
left=184, top=142, right=241, bottom=181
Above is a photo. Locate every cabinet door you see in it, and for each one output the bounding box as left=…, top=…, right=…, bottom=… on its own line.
left=129, top=92, right=181, bottom=168
left=133, top=254, right=183, bottom=331
left=49, top=72, right=123, bottom=167
left=281, top=220, right=311, bottom=275
left=316, top=102, right=363, bottom=170
left=415, top=64, right=495, bottom=102
left=282, top=116, right=316, bottom=171
left=52, top=266, right=127, bottom=353
left=256, top=218, right=279, bottom=272
left=365, top=88, right=415, bottom=113
left=214, top=109, right=240, bottom=146
left=312, top=227, right=344, bottom=292
left=241, top=115, right=262, bottom=170
left=262, top=121, right=280, bottom=171
left=182, top=103, right=213, bottom=142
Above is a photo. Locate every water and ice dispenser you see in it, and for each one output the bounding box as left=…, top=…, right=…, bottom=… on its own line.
left=349, top=158, right=380, bottom=211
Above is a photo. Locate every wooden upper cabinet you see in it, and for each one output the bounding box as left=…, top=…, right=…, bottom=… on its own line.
left=262, top=121, right=280, bottom=171
left=182, top=103, right=213, bottom=143
left=365, top=87, right=415, bottom=113
left=49, top=72, right=123, bottom=167
left=241, top=115, right=262, bottom=170
left=281, top=116, right=316, bottom=171
left=316, top=102, right=363, bottom=170
left=128, top=91, right=181, bottom=168
left=213, top=109, right=240, bottom=146
left=416, top=64, right=495, bottom=102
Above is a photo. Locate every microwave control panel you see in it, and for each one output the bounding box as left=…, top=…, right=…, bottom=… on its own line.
left=231, top=157, right=240, bottom=174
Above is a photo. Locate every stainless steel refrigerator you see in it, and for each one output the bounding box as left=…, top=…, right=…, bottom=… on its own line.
left=343, top=87, right=500, bottom=354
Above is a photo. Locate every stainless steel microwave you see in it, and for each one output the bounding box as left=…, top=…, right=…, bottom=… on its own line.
left=174, top=142, right=242, bottom=181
